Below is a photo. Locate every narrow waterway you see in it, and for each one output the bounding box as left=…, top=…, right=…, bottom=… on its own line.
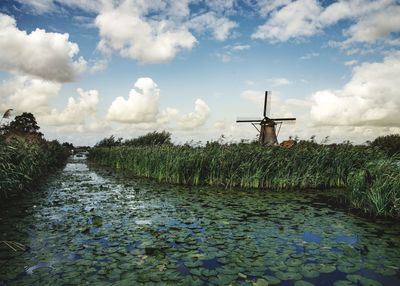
left=1, top=155, right=399, bottom=286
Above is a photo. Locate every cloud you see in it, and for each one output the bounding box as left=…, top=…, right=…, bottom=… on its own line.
left=252, top=0, right=322, bottom=42
left=95, top=2, right=197, bottom=64
left=253, top=0, right=400, bottom=48
left=216, top=43, right=250, bottom=63
left=310, top=52, right=400, bottom=127
left=343, top=4, right=400, bottom=44
left=0, top=76, right=61, bottom=115
left=344, top=60, right=358, bottom=66
left=300, top=52, right=319, bottom=60
left=107, top=77, right=211, bottom=130
left=269, top=77, right=292, bottom=86
left=0, top=13, right=86, bottom=82
left=256, top=0, right=292, bottom=16
left=189, top=11, right=238, bottom=41
left=241, top=89, right=264, bottom=105
left=206, top=0, right=236, bottom=14
left=15, top=0, right=57, bottom=14
left=41, top=88, right=99, bottom=126
left=15, top=0, right=102, bottom=14
left=107, top=77, right=160, bottom=123
left=232, top=44, right=250, bottom=51
left=177, top=99, right=211, bottom=130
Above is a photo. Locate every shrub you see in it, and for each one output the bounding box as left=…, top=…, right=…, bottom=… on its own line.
left=370, top=134, right=400, bottom=156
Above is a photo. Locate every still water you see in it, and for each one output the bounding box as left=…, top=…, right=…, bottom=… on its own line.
left=1, top=156, right=399, bottom=285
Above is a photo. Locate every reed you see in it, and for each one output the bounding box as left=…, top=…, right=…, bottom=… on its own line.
left=0, top=139, right=69, bottom=199
left=89, top=143, right=400, bottom=217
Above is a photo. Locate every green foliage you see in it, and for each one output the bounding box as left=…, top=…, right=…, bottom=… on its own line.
left=94, top=135, right=123, bottom=148
left=370, top=134, right=400, bottom=155
left=62, top=142, right=75, bottom=150
left=347, top=157, right=400, bottom=217
left=0, top=139, right=69, bottom=199
left=94, top=131, right=172, bottom=148
left=124, top=131, right=172, bottom=146
left=0, top=112, right=43, bottom=138
left=88, top=143, right=399, bottom=218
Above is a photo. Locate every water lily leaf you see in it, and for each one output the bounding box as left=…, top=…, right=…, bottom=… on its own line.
left=276, top=271, right=302, bottom=280
left=295, top=281, right=314, bottom=286
left=301, top=269, right=319, bottom=278
left=253, top=278, right=268, bottom=286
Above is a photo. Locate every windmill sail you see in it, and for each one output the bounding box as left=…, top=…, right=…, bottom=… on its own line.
left=236, top=90, right=296, bottom=145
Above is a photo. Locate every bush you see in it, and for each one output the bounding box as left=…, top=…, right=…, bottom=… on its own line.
left=95, top=135, right=123, bottom=148
left=124, top=131, right=172, bottom=146
left=370, top=134, right=400, bottom=155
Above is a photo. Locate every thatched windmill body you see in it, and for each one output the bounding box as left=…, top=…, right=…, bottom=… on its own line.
left=237, top=91, right=295, bottom=145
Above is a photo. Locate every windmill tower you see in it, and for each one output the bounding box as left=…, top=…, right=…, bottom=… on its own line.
left=236, top=91, right=296, bottom=145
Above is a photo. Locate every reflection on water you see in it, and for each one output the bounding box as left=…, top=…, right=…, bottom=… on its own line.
left=0, top=156, right=399, bottom=285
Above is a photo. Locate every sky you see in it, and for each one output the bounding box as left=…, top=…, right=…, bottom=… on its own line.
left=0, top=0, right=399, bottom=146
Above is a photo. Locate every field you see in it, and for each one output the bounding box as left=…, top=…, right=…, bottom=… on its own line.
left=89, top=142, right=400, bottom=218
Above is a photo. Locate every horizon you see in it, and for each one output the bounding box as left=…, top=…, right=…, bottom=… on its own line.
left=0, top=0, right=399, bottom=146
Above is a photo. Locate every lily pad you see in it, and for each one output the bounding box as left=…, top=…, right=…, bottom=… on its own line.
left=295, top=281, right=314, bottom=286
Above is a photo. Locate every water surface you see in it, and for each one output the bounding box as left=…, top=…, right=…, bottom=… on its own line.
left=1, top=156, right=399, bottom=285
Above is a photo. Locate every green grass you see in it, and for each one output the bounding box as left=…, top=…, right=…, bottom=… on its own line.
left=89, top=143, right=400, bottom=218
left=0, top=139, right=69, bottom=199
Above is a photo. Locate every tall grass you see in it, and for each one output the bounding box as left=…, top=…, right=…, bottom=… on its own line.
left=0, top=139, right=69, bottom=199
left=347, top=158, right=400, bottom=217
left=89, top=144, right=400, bottom=217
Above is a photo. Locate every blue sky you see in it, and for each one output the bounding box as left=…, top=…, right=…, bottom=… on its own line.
left=0, top=0, right=399, bottom=145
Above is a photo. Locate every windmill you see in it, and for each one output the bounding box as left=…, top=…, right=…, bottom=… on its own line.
left=236, top=91, right=296, bottom=145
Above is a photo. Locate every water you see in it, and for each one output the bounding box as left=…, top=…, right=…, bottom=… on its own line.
left=1, top=155, right=399, bottom=285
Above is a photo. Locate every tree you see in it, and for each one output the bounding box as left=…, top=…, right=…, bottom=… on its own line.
left=124, top=131, right=172, bottom=146
left=370, top=134, right=400, bottom=156
left=95, top=135, right=123, bottom=148
left=1, top=112, right=43, bottom=138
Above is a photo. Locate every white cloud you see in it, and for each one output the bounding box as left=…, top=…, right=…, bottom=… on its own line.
left=344, top=60, right=358, bottom=66
left=253, top=0, right=400, bottom=48
left=216, top=43, right=250, bottom=63
left=232, top=44, right=250, bottom=51
left=42, top=88, right=99, bottom=126
left=189, top=11, right=238, bottom=41
left=95, top=1, right=197, bottom=64
left=344, top=4, right=400, bottom=44
left=310, top=52, right=400, bottom=127
left=15, top=0, right=102, bottom=14
left=0, top=76, right=61, bottom=115
left=241, top=89, right=264, bottom=105
left=256, top=0, right=292, bottom=16
left=206, top=0, right=236, bottom=14
left=107, top=77, right=160, bottom=123
left=252, top=0, right=322, bottom=42
left=177, top=99, right=211, bottom=130
left=300, top=52, right=319, bottom=60
left=0, top=13, right=86, bottom=82
left=269, top=77, right=292, bottom=86
left=15, top=0, right=57, bottom=14
left=89, top=58, right=109, bottom=73
left=107, top=77, right=211, bottom=130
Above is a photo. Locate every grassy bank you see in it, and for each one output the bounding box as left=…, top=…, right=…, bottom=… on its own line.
left=89, top=143, right=400, bottom=218
left=0, top=139, right=69, bottom=199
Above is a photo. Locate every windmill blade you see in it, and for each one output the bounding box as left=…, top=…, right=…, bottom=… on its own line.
left=266, top=91, right=271, bottom=117
left=263, top=91, right=268, bottom=117
left=236, top=117, right=262, bottom=123
left=270, top=117, right=296, bottom=121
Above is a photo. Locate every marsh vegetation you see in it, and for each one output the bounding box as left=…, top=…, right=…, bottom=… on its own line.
left=89, top=132, right=400, bottom=218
